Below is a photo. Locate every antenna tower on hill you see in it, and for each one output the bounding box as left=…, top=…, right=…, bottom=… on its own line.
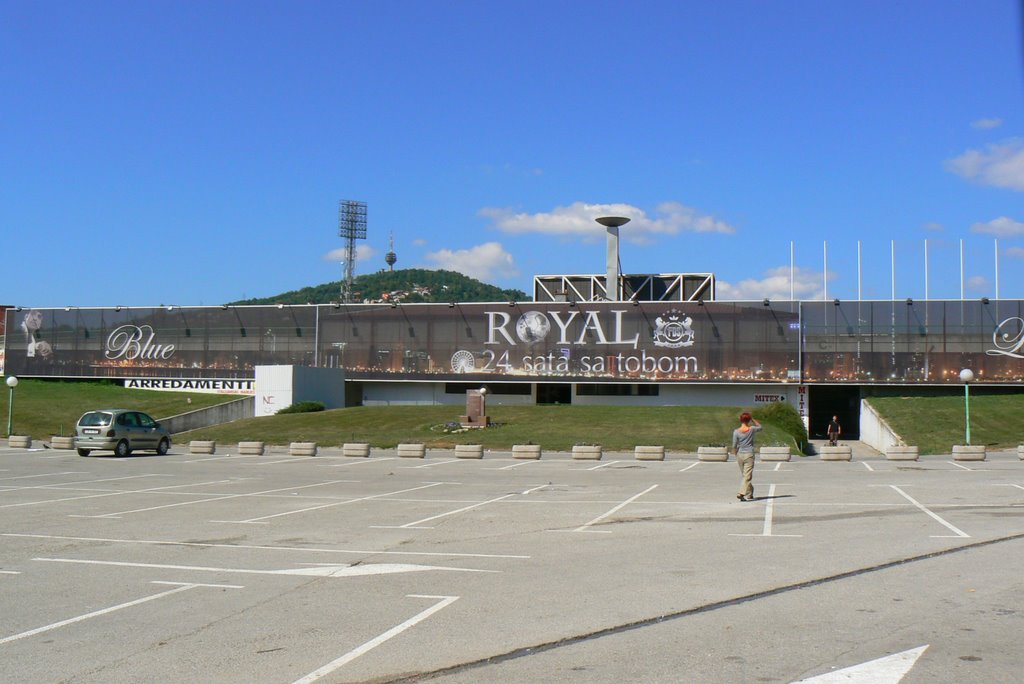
left=385, top=232, right=397, bottom=272
left=338, top=199, right=367, bottom=302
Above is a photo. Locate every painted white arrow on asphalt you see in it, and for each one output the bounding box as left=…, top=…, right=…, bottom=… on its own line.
left=793, top=645, right=929, bottom=683
left=33, top=557, right=498, bottom=577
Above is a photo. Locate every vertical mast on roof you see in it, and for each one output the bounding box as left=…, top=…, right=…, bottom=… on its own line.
left=595, top=216, right=631, bottom=301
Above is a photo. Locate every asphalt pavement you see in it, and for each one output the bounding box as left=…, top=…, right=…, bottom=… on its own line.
left=0, top=443, right=1021, bottom=683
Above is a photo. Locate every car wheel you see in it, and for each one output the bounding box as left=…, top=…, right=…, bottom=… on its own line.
left=156, top=438, right=170, bottom=455
left=77, top=448, right=91, bottom=457
left=114, top=440, right=131, bottom=457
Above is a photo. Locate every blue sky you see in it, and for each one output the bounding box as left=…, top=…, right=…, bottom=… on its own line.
left=3, top=0, right=1024, bottom=307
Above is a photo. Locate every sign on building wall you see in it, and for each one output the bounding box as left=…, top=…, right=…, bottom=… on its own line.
left=124, top=378, right=255, bottom=394
left=319, top=301, right=800, bottom=384
left=4, top=300, right=1023, bottom=386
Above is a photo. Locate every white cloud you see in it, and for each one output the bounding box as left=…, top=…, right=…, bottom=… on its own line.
left=971, top=117, right=1003, bottom=130
left=945, top=139, right=1024, bottom=191
left=1006, top=246, right=1024, bottom=259
left=922, top=222, right=944, bottom=232
left=479, top=201, right=736, bottom=245
left=716, top=266, right=824, bottom=301
left=412, top=238, right=427, bottom=246
left=322, top=245, right=378, bottom=263
left=967, top=275, right=989, bottom=292
left=971, top=216, right=1024, bottom=236
left=423, top=242, right=519, bottom=281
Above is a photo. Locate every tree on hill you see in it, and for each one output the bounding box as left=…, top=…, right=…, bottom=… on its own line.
left=231, top=269, right=529, bottom=305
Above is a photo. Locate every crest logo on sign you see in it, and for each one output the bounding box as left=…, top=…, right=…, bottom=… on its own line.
left=652, top=310, right=695, bottom=348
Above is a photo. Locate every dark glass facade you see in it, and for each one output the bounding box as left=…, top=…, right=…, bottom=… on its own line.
left=3, top=300, right=1022, bottom=385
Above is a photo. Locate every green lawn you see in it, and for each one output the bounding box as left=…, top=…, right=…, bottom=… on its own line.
left=182, top=404, right=805, bottom=452
left=0, top=379, right=239, bottom=439
left=867, top=394, right=1024, bottom=454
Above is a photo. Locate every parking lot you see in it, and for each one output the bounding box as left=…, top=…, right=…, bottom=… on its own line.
left=1, top=444, right=1022, bottom=683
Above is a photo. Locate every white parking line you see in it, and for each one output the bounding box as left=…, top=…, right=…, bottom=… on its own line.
left=257, top=458, right=317, bottom=465
left=0, top=581, right=239, bottom=646
left=4, top=533, right=530, bottom=559
left=570, top=485, right=659, bottom=533
left=291, top=595, right=459, bottom=684
left=486, top=460, right=538, bottom=471
left=679, top=462, right=700, bottom=473
left=6, top=479, right=233, bottom=510
left=730, top=484, right=802, bottom=538
left=374, top=493, right=518, bottom=529
left=71, top=479, right=360, bottom=519
left=323, top=457, right=396, bottom=468
left=0, top=472, right=86, bottom=482
left=400, top=459, right=461, bottom=469
left=217, top=482, right=449, bottom=524
left=185, top=454, right=264, bottom=463
left=34, top=557, right=494, bottom=577
left=889, top=485, right=970, bottom=538
left=861, top=462, right=875, bottom=472
left=587, top=460, right=622, bottom=471
left=0, top=474, right=165, bottom=492
left=945, top=461, right=991, bottom=471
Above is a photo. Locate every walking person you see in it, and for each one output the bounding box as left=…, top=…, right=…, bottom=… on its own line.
left=732, top=412, right=762, bottom=502
left=827, top=415, right=841, bottom=447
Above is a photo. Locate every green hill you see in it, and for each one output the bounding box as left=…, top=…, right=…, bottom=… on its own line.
left=231, top=268, right=528, bottom=305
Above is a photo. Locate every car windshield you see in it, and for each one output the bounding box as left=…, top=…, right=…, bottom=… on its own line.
left=79, top=412, right=113, bottom=427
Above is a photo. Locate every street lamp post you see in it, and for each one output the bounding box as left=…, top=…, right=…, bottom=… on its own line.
left=959, top=368, right=974, bottom=445
left=6, top=376, right=18, bottom=437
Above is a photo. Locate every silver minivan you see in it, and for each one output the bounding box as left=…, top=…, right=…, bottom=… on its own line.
left=74, top=409, right=171, bottom=457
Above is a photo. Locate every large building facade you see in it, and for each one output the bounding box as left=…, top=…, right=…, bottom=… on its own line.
left=3, top=299, right=1023, bottom=439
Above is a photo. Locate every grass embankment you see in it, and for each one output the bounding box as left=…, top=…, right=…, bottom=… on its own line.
left=868, top=394, right=1024, bottom=454
left=184, top=402, right=808, bottom=452
left=0, top=379, right=239, bottom=440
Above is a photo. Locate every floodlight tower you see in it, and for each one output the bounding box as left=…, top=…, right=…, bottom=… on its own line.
left=338, top=200, right=368, bottom=302
left=595, top=216, right=631, bottom=301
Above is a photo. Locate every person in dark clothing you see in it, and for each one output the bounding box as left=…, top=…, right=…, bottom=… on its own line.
left=827, top=415, right=841, bottom=446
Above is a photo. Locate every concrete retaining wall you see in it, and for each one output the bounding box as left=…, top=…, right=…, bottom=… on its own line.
left=859, top=399, right=903, bottom=453
left=161, top=397, right=254, bottom=435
